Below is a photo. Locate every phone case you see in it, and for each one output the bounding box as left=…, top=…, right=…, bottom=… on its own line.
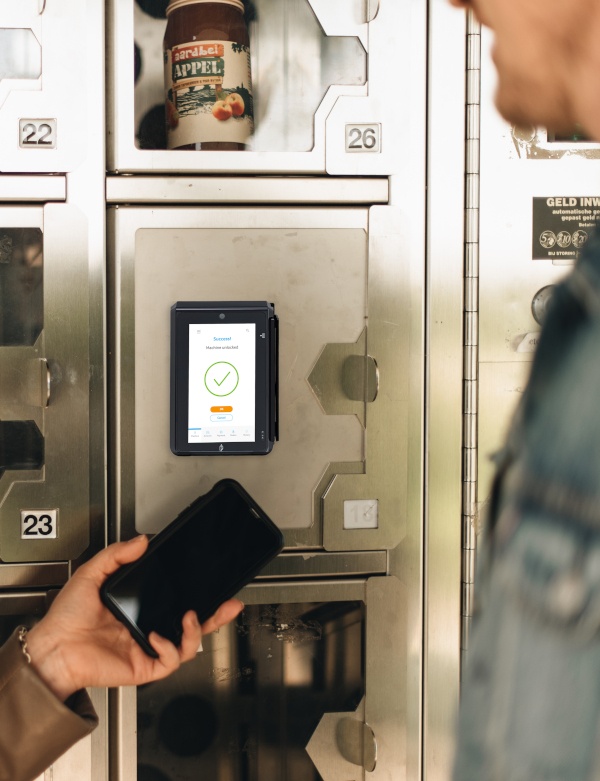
left=101, top=478, right=283, bottom=657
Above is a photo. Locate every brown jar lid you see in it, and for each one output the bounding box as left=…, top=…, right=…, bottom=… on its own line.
left=167, top=0, right=244, bottom=14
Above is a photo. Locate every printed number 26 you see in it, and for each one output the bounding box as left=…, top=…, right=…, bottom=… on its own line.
left=346, top=125, right=381, bottom=153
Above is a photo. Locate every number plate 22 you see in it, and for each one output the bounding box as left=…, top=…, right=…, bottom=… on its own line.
left=19, top=119, right=57, bottom=149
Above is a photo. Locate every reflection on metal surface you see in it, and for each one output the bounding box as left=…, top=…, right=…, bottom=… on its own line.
left=0, top=420, right=44, bottom=478
left=0, top=29, right=41, bottom=81
left=250, top=0, right=366, bottom=152
left=115, top=578, right=409, bottom=780
left=136, top=601, right=365, bottom=781
left=0, top=227, right=43, bottom=346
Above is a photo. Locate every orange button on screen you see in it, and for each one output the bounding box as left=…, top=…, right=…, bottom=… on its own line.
left=211, top=406, right=233, bottom=413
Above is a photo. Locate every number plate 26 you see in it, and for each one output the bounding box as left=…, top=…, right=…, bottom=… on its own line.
left=21, top=510, right=58, bottom=539
left=345, top=124, right=381, bottom=153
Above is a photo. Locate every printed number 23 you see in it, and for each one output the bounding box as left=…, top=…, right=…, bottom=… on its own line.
left=21, top=511, right=57, bottom=539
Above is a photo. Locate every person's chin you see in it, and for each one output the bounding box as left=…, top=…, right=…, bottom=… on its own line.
left=498, top=91, right=574, bottom=137
left=494, top=82, right=541, bottom=130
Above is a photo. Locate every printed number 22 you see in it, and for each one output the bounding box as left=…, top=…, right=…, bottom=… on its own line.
left=19, top=119, right=57, bottom=149
left=21, top=510, right=58, bottom=539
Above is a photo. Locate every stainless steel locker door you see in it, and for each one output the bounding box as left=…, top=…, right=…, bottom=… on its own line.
left=0, top=205, right=96, bottom=562
left=113, top=576, right=407, bottom=781
left=110, top=205, right=411, bottom=553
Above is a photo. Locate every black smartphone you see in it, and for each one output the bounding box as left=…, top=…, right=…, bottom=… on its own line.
left=100, top=479, right=283, bottom=658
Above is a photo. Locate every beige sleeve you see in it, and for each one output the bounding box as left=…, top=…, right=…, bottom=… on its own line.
left=0, top=627, right=98, bottom=781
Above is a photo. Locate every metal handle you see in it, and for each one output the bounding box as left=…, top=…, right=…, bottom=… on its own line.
left=336, top=717, right=378, bottom=772
left=367, top=0, right=380, bottom=22
left=42, top=358, right=51, bottom=407
left=342, top=354, right=379, bottom=403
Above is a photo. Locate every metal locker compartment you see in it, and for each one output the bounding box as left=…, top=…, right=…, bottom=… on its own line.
left=109, top=203, right=412, bottom=553
left=0, top=203, right=104, bottom=563
left=0, top=0, right=104, bottom=174
left=112, top=576, right=408, bottom=781
left=107, top=0, right=423, bottom=175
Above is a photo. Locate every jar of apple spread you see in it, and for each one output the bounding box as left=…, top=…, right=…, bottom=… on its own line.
left=164, top=0, right=253, bottom=150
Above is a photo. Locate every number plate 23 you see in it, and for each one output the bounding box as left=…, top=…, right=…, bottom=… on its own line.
left=21, top=510, right=58, bottom=539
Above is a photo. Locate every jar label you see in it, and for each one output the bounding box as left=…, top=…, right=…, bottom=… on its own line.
left=164, top=40, right=253, bottom=148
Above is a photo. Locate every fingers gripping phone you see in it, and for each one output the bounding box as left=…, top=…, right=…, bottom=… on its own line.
left=101, top=479, right=283, bottom=658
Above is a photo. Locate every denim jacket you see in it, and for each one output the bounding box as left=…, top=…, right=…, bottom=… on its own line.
left=454, top=228, right=600, bottom=781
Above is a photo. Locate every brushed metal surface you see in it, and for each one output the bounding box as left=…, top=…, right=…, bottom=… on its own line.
left=112, top=207, right=368, bottom=538
left=424, top=2, right=466, bottom=780
left=106, top=176, right=389, bottom=205
left=0, top=176, right=65, bottom=202
left=257, top=550, right=387, bottom=579
left=0, top=562, right=68, bottom=588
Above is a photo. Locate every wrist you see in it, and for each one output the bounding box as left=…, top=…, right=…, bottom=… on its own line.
left=26, top=623, right=78, bottom=702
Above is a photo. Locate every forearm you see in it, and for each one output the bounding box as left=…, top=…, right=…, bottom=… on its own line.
left=26, top=622, right=78, bottom=702
left=0, top=628, right=98, bottom=781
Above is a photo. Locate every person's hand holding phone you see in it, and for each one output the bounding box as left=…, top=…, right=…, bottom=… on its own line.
left=24, top=536, right=244, bottom=702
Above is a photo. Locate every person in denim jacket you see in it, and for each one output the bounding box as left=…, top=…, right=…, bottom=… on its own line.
left=448, top=1, right=600, bottom=779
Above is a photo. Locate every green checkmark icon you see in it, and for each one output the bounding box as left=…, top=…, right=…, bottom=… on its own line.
left=204, top=362, right=239, bottom=397
left=214, top=371, right=230, bottom=387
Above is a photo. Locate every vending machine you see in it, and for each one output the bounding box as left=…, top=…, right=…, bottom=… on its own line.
left=0, top=2, right=107, bottom=779
left=0, top=0, right=475, bottom=779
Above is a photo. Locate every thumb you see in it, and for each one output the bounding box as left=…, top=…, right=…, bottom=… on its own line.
left=76, top=535, right=149, bottom=587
